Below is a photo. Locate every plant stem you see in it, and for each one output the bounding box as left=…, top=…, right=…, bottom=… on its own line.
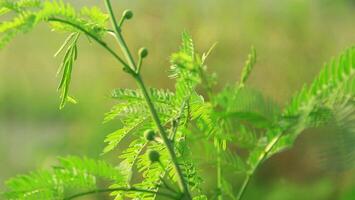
left=216, top=142, right=223, bottom=200
left=236, top=172, right=252, bottom=200
left=135, top=75, right=192, bottom=199
left=103, top=1, right=192, bottom=199
left=104, top=0, right=136, bottom=70
left=64, top=187, right=177, bottom=200
left=236, top=132, right=284, bottom=200
left=170, top=100, right=187, bottom=141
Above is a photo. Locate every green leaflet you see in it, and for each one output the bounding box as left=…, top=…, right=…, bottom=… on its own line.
left=111, top=88, right=176, bottom=106
left=59, top=156, right=126, bottom=183
left=105, top=88, right=177, bottom=124
left=56, top=32, right=79, bottom=109
left=103, top=116, right=148, bottom=154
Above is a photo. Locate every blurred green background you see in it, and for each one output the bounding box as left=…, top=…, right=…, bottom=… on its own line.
left=1, top=0, right=355, bottom=199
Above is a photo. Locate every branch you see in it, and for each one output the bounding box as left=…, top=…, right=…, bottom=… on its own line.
left=104, top=0, right=136, bottom=70
left=134, top=75, right=192, bottom=200
left=236, top=109, right=311, bottom=200
left=236, top=170, right=252, bottom=200
left=47, top=17, right=134, bottom=74
left=64, top=187, right=177, bottom=200
left=216, top=142, right=223, bottom=200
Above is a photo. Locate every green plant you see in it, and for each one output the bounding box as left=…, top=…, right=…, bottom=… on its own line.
left=0, top=0, right=354, bottom=200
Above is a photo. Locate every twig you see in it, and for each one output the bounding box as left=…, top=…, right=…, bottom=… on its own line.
left=64, top=187, right=176, bottom=200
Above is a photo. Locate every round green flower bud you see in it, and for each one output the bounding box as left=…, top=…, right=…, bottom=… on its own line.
left=144, top=129, right=156, bottom=141
left=147, top=150, right=160, bottom=163
left=123, top=9, right=133, bottom=20
left=139, top=47, right=148, bottom=58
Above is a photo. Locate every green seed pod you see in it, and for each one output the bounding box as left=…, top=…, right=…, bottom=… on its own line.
left=148, top=150, right=160, bottom=163
left=139, top=47, right=148, bottom=58
left=144, top=129, right=156, bottom=141
left=123, top=9, right=133, bottom=20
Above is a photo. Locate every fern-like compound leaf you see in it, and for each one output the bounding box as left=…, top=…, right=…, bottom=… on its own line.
left=285, top=47, right=354, bottom=117
left=247, top=47, right=355, bottom=171
left=1, top=0, right=109, bottom=108
left=3, top=156, right=126, bottom=200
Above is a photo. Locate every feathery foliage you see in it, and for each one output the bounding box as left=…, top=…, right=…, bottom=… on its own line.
left=1, top=1, right=354, bottom=200
left=0, top=0, right=108, bottom=108
left=3, top=156, right=125, bottom=200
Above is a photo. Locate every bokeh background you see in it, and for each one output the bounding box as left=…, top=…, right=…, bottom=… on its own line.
left=1, top=0, right=355, bottom=199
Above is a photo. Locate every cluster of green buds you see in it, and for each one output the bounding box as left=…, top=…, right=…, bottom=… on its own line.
left=144, top=129, right=161, bottom=163
left=118, top=9, right=149, bottom=74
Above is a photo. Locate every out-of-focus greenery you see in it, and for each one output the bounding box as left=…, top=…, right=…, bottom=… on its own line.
left=0, top=0, right=354, bottom=199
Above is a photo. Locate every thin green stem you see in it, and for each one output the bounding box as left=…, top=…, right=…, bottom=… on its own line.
left=236, top=173, right=252, bottom=200
left=135, top=75, right=192, bottom=199
left=158, top=161, right=175, bottom=182
left=64, top=187, right=176, bottom=200
left=160, top=176, right=180, bottom=194
left=47, top=17, right=132, bottom=72
left=169, top=100, right=187, bottom=141
left=154, top=168, right=180, bottom=199
left=243, top=93, right=325, bottom=200
left=137, top=56, right=143, bottom=73
left=236, top=109, right=310, bottom=200
left=118, top=15, right=128, bottom=27
left=216, top=142, right=223, bottom=200
left=236, top=132, right=283, bottom=200
left=104, top=0, right=136, bottom=70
